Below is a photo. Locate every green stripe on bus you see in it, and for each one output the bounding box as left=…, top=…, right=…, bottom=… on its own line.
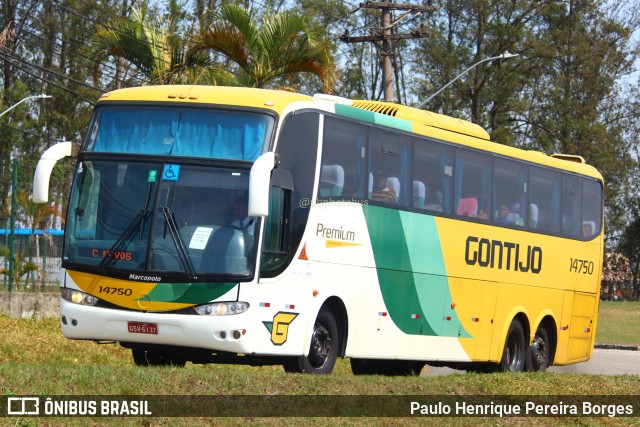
left=140, top=282, right=237, bottom=304
left=363, top=205, right=471, bottom=338
left=334, top=104, right=412, bottom=132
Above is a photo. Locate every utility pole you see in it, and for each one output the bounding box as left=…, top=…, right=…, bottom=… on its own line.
left=340, top=1, right=439, bottom=102
left=8, top=159, right=17, bottom=291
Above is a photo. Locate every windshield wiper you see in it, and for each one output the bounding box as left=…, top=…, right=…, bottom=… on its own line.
left=98, top=181, right=155, bottom=273
left=160, top=206, right=197, bottom=280
left=98, top=208, right=149, bottom=272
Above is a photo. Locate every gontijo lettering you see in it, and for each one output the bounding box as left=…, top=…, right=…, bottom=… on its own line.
left=465, top=236, right=542, bottom=274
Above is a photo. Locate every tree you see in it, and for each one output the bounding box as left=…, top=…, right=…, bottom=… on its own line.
left=92, top=6, right=211, bottom=85
left=189, top=3, right=337, bottom=93
left=410, top=0, right=640, bottom=248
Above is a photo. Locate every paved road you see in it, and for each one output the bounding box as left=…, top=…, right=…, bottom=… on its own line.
left=424, top=348, right=640, bottom=376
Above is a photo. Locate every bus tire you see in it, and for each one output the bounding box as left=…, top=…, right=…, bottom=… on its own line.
left=131, top=349, right=186, bottom=367
left=526, top=325, right=550, bottom=372
left=498, top=319, right=526, bottom=372
left=283, top=309, right=339, bottom=374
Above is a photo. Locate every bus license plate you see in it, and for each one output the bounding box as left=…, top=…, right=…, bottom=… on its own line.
left=128, top=321, right=158, bottom=335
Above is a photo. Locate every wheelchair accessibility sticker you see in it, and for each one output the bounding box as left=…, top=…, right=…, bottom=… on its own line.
left=162, top=164, right=180, bottom=181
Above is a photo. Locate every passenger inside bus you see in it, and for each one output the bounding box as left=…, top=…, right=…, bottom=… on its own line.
left=230, top=197, right=255, bottom=235
left=424, top=185, right=444, bottom=212
left=457, top=197, right=478, bottom=217
left=370, top=171, right=397, bottom=203
left=582, top=221, right=596, bottom=238
left=495, top=203, right=513, bottom=223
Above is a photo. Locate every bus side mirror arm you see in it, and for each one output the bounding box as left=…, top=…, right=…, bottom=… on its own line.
left=32, top=141, right=80, bottom=203
left=249, top=152, right=279, bottom=217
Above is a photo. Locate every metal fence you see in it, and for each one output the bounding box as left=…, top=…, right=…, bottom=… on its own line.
left=0, top=230, right=64, bottom=292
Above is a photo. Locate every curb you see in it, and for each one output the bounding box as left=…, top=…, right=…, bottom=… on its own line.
left=594, top=343, right=639, bottom=351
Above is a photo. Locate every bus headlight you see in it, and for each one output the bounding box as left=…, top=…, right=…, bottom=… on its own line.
left=195, top=302, right=249, bottom=316
left=61, top=288, right=99, bottom=306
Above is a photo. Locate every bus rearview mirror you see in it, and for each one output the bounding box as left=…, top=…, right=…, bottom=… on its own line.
left=248, top=152, right=279, bottom=217
left=33, top=141, right=80, bottom=203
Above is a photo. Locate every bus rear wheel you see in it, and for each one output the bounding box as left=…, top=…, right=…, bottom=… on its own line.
left=131, top=349, right=186, bottom=367
left=498, top=320, right=526, bottom=372
left=526, top=325, right=550, bottom=372
left=283, top=309, right=339, bottom=374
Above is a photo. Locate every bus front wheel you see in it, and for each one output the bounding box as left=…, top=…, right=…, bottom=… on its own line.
left=283, top=309, right=339, bottom=374
left=498, top=320, right=526, bottom=372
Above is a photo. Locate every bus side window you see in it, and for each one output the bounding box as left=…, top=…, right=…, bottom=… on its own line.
left=529, top=167, right=561, bottom=233
left=493, top=158, right=526, bottom=227
left=412, top=138, right=451, bottom=213
left=582, top=179, right=602, bottom=239
left=562, top=176, right=581, bottom=237
left=369, top=129, right=409, bottom=206
left=320, top=117, right=366, bottom=200
left=454, top=151, right=490, bottom=219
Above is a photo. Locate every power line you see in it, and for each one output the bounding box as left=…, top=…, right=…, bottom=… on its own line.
left=0, top=51, right=96, bottom=105
left=0, top=49, right=103, bottom=92
left=340, top=1, right=440, bottom=101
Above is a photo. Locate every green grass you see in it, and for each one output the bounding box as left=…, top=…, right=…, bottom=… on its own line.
left=0, top=302, right=639, bottom=426
left=596, top=301, right=640, bottom=346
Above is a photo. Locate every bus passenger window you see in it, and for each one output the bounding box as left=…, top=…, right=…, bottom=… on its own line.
left=455, top=151, right=490, bottom=219
left=562, top=176, right=581, bottom=237
left=369, top=129, right=409, bottom=206
left=529, top=167, right=561, bottom=233
left=493, top=158, right=526, bottom=227
left=582, top=179, right=602, bottom=239
left=413, top=139, right=451, bottom=214
left=320, top=117, right=366, bottom=200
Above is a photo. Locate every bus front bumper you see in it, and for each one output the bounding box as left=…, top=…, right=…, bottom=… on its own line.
left=59, top=299, right=255, bottom=354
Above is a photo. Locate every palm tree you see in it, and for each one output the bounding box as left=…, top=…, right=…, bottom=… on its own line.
left=189, top=4, right=337, bottom=93
left=92, top=7, right=210, bottom=85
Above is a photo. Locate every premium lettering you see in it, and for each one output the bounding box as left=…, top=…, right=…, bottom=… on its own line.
left=465, top=236, right=542, bottom=274
left=316, top=223, right=355, bottom=241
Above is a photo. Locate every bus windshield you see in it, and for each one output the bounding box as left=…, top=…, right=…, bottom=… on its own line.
left=64, top=159, right=257, bottom=280
left=85, top=106, right=274, bottom=161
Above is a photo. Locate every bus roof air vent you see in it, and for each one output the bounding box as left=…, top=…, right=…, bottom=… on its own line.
left=551, top=154, right=586, bottom=164
left=352, top=100, right=399, bottom=117
left=350, top=100, right=490, bottom=140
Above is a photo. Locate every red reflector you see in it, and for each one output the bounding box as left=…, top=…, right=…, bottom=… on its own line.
left=471, top=317, right=479, bottom=322
left=286, top=304, right=295, bottom=309
left=260, top=302, right=270, bottom=307
left=411, top=314, right=420, bottom=319
left=444, top=316, right=451, bottom=321
left=584, top=328, right=591, bottom=333
left=378, top=312, right=387, bottom=317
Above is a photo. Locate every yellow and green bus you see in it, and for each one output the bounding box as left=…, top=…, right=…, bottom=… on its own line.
left=33, top=86, right=603, bottom=374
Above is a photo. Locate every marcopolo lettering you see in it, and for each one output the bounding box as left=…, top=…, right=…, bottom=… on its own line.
left=129, top=273, right=162, bottom=282
left=465, top=236, right=542, bottom=274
